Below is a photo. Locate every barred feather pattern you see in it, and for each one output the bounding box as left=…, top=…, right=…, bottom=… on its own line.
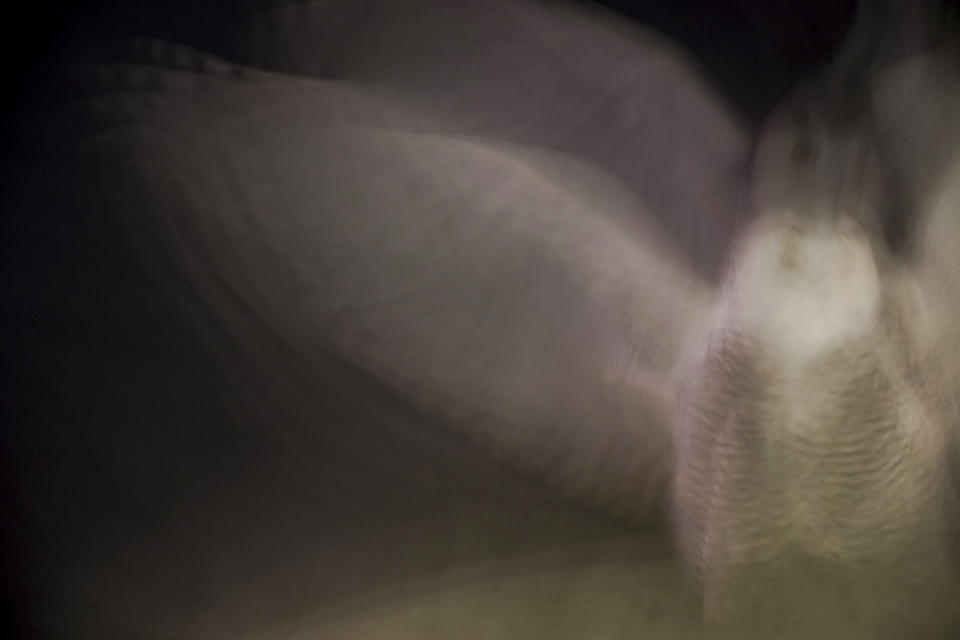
left=674, top=277, right=960, bottom=633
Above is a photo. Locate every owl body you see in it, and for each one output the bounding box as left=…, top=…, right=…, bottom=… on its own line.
left=673, top=214, right=960, bottom=632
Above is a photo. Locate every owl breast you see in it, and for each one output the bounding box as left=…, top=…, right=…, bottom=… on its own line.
left=672, top=215, right=960, bottom=634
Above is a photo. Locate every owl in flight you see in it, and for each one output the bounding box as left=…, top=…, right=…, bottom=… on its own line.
left=10, top=0, right=960, bottom=637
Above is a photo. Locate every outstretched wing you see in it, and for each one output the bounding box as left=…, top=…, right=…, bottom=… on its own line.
left=231, top=0, right=749, bottom=278
left=64, top=53, right=716, bottom=520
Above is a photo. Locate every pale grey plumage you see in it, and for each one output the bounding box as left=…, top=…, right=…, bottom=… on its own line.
left=673, top=212, right=960, bottom=635
left=680, top=6, right=960, bottom=631
left=15, top=1, right=960, bottom=638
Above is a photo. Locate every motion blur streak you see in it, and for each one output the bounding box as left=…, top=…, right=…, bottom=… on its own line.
left=1, top=1, right=959, bottom=639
